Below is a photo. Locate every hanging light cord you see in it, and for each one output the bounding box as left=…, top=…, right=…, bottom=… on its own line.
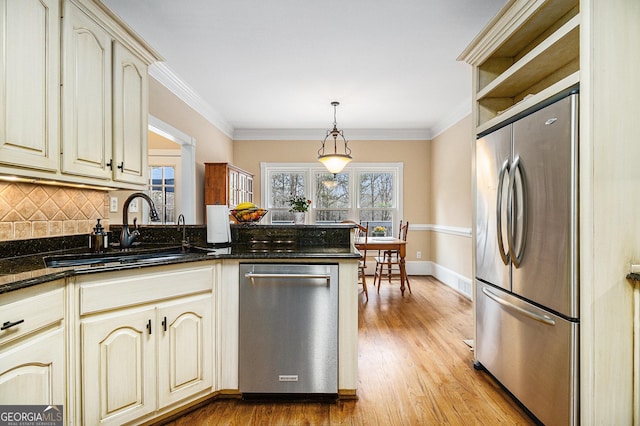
left=318, top=102, right=351, bottom=157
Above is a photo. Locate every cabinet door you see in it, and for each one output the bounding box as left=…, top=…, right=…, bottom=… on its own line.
left=0, top=328, right=65, bottom=406
left=157, top=294, right=213, bottom=408
left=61, top=0, right=112, bottom=180
left=81, top=307, right=156, bottom=425
left=112, top=41, right=148, bottom=185
left=228, top=169, right=239, bottom=207
left=245, top=175, right=253, bottom=203
left=0, top=0, right=59, bottom=171
left=204, top=163, right=230, bottom=206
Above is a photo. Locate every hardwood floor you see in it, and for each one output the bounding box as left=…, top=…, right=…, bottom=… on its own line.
left=163, top=276, right=535, bottom=425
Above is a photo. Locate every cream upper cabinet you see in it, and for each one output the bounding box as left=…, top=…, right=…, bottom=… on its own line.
left=0, top=0, right=60, bottom=172
left=0, top=0, right=160, bottom=188
left=0, top=281, right=65, bottom=418
left=61, top=0, right=113, bottom=180
left=458, top=0, right=579, bottom=134
left=112, top=41, right=149, bottom=185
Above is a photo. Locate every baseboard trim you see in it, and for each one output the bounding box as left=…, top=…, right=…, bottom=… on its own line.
left=429, top=262, right=473, bottom=300
left=404, top=261, right=472, bottom=300
left=363, top=260, right=472, bottom=299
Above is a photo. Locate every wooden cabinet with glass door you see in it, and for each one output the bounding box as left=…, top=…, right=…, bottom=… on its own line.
left=204, top=162, right=253, bottom=208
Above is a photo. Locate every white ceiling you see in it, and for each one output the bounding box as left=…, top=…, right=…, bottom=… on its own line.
left=101, top=0, right=506, bottom=139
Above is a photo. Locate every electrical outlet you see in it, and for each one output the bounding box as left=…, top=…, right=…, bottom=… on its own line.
left=416, top=251, right=422, bottom=259
left=109, top=197, right=118, bottom=213
left=129, top=199, right=139, bottom=213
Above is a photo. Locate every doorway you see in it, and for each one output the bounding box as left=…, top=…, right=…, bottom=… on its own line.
left=148, top=115, right=196, bottom=223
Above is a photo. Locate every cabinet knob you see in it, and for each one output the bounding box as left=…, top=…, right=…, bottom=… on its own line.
left=106, top=159, right=113, bottom=170
left=146, top=319, right=152, bottom=335
left=1, top=319, right=24, bottom=330
left=117, top=162, right=124, bottom=171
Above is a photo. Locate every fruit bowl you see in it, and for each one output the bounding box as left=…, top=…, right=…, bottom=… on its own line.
left=230, top=208, right=268, bottom=224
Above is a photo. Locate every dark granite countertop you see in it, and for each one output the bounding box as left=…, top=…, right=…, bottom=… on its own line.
left=0, top=224, right=359, bottom=295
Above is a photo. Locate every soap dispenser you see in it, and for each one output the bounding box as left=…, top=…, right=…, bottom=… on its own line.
left=89, top=219, right=108, bottom=253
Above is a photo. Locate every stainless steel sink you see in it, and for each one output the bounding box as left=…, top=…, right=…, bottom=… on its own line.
left=43, top=246, right=209, bottom=268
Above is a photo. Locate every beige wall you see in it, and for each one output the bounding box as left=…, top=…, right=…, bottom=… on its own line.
left=0, top=69, right=474, bottom=286
left=233, top=138, right=431, bottom=262
left=429, top=115, right=473, bottom=278
left=144, top=78, right=234, bottom=224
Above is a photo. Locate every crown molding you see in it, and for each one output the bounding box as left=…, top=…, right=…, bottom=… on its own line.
left=233, top=127, right=432, bottom=141
left=429, top=97, right=472, bottom=139
left=149, top=62, right=235, bottom=138
left=148, top=63, right=462, bottom=142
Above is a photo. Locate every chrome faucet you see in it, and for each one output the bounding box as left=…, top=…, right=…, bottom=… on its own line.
left=120, top=192, right=160, bottom=249
left=177, top=213, right=190, bottom=251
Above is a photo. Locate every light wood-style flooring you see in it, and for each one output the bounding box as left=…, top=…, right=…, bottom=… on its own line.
left=163, top=276, right=535, bottom=425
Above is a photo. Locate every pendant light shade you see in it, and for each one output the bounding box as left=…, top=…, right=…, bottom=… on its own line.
left=318, top=101, right=352, bottom=174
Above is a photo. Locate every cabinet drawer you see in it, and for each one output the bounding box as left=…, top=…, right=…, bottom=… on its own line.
left=79, top=264, right=214, bottom=315
left=0, top=284, right=64, bottom=346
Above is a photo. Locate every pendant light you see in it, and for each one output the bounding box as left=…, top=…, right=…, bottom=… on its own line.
left=318, top=101, right=352, bottom=174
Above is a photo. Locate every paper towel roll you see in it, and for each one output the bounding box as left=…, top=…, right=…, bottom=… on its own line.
left=207, top=205, right=231, bottom=243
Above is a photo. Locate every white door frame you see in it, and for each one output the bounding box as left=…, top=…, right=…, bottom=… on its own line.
left=148, top=115, right=196, bottom=223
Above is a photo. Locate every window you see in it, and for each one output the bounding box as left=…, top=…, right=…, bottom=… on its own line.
left=315, top=171, right=350, bottom=223
left=268, top=170, right=306, bottom=223
left=358, top=171, right=395, bottom=235
left=262, top=163, right=402, bottom=233
left=148, top=165, right=176, bottom=224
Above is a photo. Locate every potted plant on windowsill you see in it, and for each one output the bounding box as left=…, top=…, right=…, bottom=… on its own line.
left=372, top=226, right=386, bottom=237
left=288, top=195, right=311, bottom=224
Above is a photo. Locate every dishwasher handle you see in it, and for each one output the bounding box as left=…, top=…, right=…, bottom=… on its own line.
left=245, top=272, right=331, bottom=284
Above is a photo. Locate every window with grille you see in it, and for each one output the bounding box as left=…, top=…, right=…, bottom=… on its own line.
left=262, top=163, right=402, bottom=234
left=148, top=166, right=176, bottom=224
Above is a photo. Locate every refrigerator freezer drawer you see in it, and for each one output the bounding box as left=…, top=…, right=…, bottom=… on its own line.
left=476, top=281, right=578, bottom=425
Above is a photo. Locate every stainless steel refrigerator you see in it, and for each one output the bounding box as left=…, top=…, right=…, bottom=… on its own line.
left=475, top=89, right=579, bottom=425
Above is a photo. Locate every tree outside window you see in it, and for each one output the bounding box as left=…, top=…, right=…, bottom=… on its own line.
left=148, top=166, right=175, bottom=224
left=358, top=171, right=395, bottom=236
left=263, top=163, right=401, bottom=231
left=315, top=172, right=350, bottom=223
left=269, top=171, right=306, bottom=223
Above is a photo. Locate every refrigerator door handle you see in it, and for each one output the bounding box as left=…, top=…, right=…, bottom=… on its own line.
left=482, top=287, right=555, bottom=326
left=496, top=159, right=510, bottom=265
left=507, top=156, right=527, bottom=268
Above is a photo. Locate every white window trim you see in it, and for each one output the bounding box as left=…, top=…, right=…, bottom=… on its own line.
left=261, top=162, right=403, bottom=227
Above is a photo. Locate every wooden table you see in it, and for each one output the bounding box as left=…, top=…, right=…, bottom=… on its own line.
left=355, top=237, right=408, bottom=294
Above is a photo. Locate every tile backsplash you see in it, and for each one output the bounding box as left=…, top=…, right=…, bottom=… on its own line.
left=0, top=182, right=108, bottom=241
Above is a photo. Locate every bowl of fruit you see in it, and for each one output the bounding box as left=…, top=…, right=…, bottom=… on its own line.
left=230, top=202, right=268, bottom=224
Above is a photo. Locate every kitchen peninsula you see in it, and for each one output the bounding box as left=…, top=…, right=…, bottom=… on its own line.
left=0, top=224, right=360, bottom=425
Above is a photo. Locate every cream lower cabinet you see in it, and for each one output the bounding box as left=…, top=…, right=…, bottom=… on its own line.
left=77, top=264, right=214, bottom=425
left=0, top=281, right=66, bottom=415
left=81, top=306, right=156, bottom=424
left=157, top=295, right=213, bottom=408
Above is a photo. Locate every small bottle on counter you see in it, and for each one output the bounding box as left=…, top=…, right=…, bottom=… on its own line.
left=89, top=218, right=108, bottom=253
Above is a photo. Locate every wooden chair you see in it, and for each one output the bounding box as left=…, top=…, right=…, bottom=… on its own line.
left=343, top=220, right=369, bottom=300
left=373, top=221, right=411, bottom=293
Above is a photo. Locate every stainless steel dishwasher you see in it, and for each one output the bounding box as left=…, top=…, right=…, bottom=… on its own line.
left=239, top=263, right=338, bottom=396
